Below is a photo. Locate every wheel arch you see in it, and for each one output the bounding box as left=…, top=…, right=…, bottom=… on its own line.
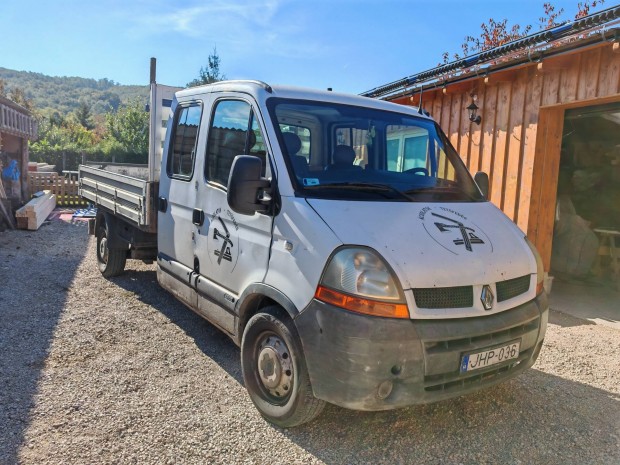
left=235, top=283, right=299, bottom=344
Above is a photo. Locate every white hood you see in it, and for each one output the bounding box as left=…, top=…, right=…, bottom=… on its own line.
left=306, top=199, right=536, bottom=290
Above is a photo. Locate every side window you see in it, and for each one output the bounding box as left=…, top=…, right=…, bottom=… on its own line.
left=167, top=104, right=202, bottom=179
left=205, top=100, right=252, bottom=186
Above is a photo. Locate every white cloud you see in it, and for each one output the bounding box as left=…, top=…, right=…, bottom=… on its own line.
left=125, top=0, right=326, bottom=59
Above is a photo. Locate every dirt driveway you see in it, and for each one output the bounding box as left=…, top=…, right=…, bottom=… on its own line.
left=1, top=218, right=619, bottom=465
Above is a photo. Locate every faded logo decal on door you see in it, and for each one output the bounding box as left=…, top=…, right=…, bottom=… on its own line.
left=419, top=206, right=492, bottom=255
left=207, top=208, right=239, bottom=270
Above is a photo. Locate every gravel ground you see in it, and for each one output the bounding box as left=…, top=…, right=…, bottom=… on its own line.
left=1, top=217, right=619, bottom=465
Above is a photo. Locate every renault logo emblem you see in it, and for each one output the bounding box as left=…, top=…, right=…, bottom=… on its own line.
left=481, top=285, right=494, bottom=311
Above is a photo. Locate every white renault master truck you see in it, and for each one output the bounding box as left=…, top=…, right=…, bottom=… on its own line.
left=82, top=81, right=548, bottom=427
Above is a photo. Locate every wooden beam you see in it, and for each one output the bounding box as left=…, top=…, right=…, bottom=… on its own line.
left=536, top=54, right=573, bottom=73
left=15, top=191, right=57, bottom=230
left=440, top=80, right=474, bottom=95
left=484, top=69, right=518, bottom=85
left=613, top=42, right=620, bottom=54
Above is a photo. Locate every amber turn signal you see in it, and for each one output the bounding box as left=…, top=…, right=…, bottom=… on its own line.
left=315, top=286, right=410, bottom=319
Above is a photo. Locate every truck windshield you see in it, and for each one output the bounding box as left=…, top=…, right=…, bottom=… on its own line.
left=267, top=98, right=484, bottom=202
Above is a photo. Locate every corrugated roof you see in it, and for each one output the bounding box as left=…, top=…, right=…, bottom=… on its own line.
left=362, top=5, right=620, bottom=99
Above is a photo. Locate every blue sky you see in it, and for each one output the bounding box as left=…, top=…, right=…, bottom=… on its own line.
left=1, top=0, right=608, bottom=93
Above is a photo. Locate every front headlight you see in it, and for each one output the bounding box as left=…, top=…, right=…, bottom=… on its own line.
left=525, top=236, right=544, bottom=295
left=315, top=247, right=409, bottom=319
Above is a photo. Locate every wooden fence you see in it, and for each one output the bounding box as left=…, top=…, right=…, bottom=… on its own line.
left=28, top=172, right=87, bottom=207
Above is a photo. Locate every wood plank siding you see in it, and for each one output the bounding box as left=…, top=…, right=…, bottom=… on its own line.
left=390, top=42, right=620, bottom=270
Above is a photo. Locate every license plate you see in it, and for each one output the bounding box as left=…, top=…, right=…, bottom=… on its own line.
left=460, top=340, right=521, bottom=373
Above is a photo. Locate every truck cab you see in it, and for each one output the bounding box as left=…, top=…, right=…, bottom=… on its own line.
left=152, top=81, right=548, bottom=426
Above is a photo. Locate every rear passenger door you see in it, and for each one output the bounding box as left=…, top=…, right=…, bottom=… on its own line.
left=193, top=97, right=273, bottom=333
left=157, top=100, right=205, bottom=309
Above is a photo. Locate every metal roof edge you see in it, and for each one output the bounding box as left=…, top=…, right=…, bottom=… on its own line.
left=362, top=5, right=620, bottom=99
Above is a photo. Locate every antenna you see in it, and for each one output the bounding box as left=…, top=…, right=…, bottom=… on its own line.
left=417, top=87, right=423, bottom=114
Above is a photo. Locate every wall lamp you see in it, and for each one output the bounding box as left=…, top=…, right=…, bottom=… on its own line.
left=467, top=95, right=481, bottom=125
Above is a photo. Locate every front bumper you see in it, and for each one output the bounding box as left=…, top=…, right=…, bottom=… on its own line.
left=294, top=293, right=548, bottom=411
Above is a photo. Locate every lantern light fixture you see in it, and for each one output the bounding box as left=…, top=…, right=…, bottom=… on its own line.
left=467, top=95, right=481, bottom=125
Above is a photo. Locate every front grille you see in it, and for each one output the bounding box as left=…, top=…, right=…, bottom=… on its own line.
left=424, top=354, right=530, bottom=393
left=424, top=316, right=539, bottom=354
left=412, top=286, right=473, bottom=309
left=496, top=275, right=531, bottom=302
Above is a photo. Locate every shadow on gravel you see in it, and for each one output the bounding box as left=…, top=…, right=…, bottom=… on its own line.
left=111, top=269, right=243, bottom=384
left=0, top=223, right=89, bottom=465
left=106, top=267, right=619, bottom=464
left=280, top=370, right=620, bottom=464
left=548, top=309, right=596, bottom=328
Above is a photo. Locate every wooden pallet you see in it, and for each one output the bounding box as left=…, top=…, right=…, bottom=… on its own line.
left=15, top=190, right=57, bottom=230
left=28, top=172, right=87, bottom=207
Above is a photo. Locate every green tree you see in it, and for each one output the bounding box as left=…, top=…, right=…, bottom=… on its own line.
left=74, top=101, right=94, bottom=130
left=104, top=98, right=149, bottom=154
left=187, top=47, right=226, bottom=87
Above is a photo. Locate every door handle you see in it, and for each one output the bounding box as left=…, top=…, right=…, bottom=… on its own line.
left=192, top=208, right=205, bottom=226
left=158, top=197, right=168, bottom=212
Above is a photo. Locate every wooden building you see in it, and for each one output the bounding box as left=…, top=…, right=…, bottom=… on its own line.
left=0, top=96, right=38, bottom=203
left=365, top=9, right=620, bottom=273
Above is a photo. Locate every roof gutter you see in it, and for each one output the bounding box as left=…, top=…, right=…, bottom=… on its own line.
left=361, top=5, right=620, bottom=99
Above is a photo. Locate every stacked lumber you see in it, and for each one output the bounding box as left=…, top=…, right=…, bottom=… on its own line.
left=15, top=190, right=57, bottom=230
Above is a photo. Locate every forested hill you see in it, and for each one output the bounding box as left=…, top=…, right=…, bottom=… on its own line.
left=0, top=67, right=149, bottom=116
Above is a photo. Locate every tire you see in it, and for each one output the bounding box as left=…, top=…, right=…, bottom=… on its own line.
left=96, top=216, right=126, bottom=278
left=241, top=307, right=325, bottom=427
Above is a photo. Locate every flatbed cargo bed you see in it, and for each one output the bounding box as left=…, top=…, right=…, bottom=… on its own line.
left=78, top=164, right=158, bottom=233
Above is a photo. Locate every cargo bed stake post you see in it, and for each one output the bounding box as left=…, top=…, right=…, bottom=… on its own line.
left=148, top=58, right=157, bottom=182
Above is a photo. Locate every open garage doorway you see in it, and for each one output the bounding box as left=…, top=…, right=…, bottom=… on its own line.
left=550, top=102, right=620, bottom=326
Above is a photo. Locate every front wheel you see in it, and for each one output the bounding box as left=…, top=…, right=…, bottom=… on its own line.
left=241, top=307, right=325, bottom=427
left=96, top=216, right=126, bottom=278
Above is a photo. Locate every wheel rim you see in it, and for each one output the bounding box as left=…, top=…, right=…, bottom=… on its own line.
left=99, top=235, right=108, bottom=264
left=256, top=333, right=293, bottom=402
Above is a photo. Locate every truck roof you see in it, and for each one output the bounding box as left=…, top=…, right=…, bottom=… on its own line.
left=175, top=80, right=432, bottom=120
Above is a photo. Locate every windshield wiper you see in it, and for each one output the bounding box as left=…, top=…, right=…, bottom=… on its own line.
left=304, top=182, right=413, bottom=201
left=405, top=185, right=479, bottom=201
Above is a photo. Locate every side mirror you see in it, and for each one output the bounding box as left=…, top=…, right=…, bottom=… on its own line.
left=227, top=155, right=271, bottom=215
left=474, top=171, right=489, bottom=200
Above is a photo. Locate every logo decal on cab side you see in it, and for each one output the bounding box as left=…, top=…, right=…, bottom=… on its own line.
left=207, top=208, right=240, bottom=270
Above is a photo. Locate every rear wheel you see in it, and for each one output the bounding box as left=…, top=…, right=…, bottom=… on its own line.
left=241, top=307, right=325, bottom=427
left=96, top=216, right=126, bottom=278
